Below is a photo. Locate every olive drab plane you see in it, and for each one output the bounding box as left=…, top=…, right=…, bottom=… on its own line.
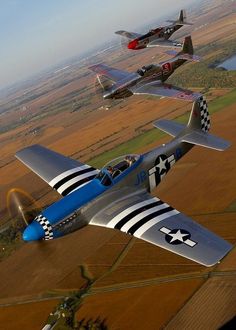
left=16, top=96, right=232, bottom=266
left=115, top=9, right=193, bottom=50
left=89, top=36, right=200, bottom=102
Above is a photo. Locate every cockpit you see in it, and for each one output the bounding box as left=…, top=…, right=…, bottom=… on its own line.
left=95, top=154, right=140, bottom=186
left=137, top=64, right=155, bottom=76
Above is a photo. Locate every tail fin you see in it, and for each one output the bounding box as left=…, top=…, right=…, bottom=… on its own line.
left=167, top=9, right=193, bottom=26
left=179, top=9, right=187, bottom=24
left=174, top=36, right=200, bottom=62
left=153, top=96, right=230, bottom=151
left=164, top=36, right=200, bottom=61
left=180, top=35, right=194, bottom=55
left=187, top=95, right=210, bottom=132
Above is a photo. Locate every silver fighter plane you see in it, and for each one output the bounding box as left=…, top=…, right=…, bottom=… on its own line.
left=89, top=36, right=200, bottom=102
left=115, top=9, right=193, bottom=50
left=15, top=96, right=232, bottom=266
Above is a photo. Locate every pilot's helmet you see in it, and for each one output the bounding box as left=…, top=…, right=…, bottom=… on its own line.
left=107, top=166, right=113, bottom=173
left=125, top=155, right=135, bottom=164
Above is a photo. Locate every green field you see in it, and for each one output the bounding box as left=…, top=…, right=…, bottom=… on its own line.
left=208, top=88, right=236, bottom=114
left=89, top=129, right=165, bottom=168
left=169, top=38, right=236, bottom=89
left=90, top=88, right=236, bottom=168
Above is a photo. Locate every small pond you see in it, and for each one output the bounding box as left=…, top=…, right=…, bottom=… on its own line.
left=217, top=54, right=236, bottom=70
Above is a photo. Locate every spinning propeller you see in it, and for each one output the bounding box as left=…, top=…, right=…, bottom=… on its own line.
left=93, top=75, right=115, bottom=110
left=0, top=188, right=55, bottom=263
left=119, top=36, right=131, bottom=52
left=1, top=188, right=41, bottom=243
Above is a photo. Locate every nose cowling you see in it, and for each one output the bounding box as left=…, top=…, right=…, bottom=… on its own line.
left=128, top=39, right=138, bottom=49
left=23, top=221, right=45, bottom=241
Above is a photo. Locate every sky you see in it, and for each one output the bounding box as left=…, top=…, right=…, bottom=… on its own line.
left=0, top=0, right=197, bottom=89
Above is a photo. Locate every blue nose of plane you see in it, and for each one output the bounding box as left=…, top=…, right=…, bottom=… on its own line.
left=23, top=221, right=45, bottom=241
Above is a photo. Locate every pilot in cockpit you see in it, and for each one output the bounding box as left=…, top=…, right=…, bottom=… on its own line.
left=137, top=64, right=154, bottom=76
left=107, top=165, right=121, bottom=179
left=125, top=155, right=136, bottom=167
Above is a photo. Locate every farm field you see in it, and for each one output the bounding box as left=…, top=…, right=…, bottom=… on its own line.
left=0, top=1, right=236, bottom=329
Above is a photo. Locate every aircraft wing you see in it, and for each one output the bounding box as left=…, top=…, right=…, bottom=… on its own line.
left=89, top=63, right=132, bottom=83
left=89, top=191, right=232, bottom=266
left=115, top=30, right=142, bottom=39
left=15, top=144, right=99, bottom=196
left=130, top=81, right=201, bottom=101
left=147, top=39, right=182, bottom=48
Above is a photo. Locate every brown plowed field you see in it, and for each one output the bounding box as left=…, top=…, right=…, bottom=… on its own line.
left=76, top=278, right=205, bottom=329
left=0, top=299, right=59, bottom=330
left=165, top=273, right=236, bottom=329
left=0, top=227, right=117, bottom=299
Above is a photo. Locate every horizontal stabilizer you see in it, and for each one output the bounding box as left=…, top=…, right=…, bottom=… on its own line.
left=147, top=39, right=182, bottom=48
left=131, top=82, right=201, bottom=101
left=165, top=49, right=179, bottom=56
left=164, top=52, right=200, bottom=62
left=153, top=119, right=185, bottom=137
left=182, top=130, right=231, bottom=151
left=115, top=30, right=141, bottom=39
left=181, top=22, right=193, bottom=26
left=177, top=54, right=201, bottom=62
left=154, top=119, right=230, bottom=151
left=167, top=20, right=193, bottom=26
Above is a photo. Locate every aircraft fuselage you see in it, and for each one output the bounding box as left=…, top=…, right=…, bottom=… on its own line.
left=128, top=24, right=182, bottom=50
left=104, top=58, right=186, bottom=99
left=24, top=131, right=192, bottom=241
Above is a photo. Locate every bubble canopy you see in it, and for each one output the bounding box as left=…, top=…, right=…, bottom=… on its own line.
left=95, top=154, right=140, bottom=186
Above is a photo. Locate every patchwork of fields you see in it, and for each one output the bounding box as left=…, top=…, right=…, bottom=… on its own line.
left=0, top=1, right=236, bottom=329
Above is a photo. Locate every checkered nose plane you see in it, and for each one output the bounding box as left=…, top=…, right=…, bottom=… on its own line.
left=15, top=96, right=232, bottom=266
left=23, top=219, right=45, bottom=241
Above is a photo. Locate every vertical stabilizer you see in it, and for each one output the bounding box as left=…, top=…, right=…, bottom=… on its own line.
left=179, top=9, right=187, bottom=24
left=187, top=96, right=210, bottom=132
left=167, top=10, right=193, bottom=25
left=180, top=36, right=194, bottom=55
left=174, top=36, right=200, bottom=61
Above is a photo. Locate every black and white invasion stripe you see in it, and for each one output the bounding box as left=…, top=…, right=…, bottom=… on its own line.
left=199, top=96, right=210, bottom=132
left=106, top=197, right=179, bottom=238
left=35, top=214, right=53, bottom=240
left=49, top=165, right=99, bottom=196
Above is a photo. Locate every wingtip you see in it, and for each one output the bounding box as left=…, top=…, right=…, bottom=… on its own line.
left=15, top=144, right=39, bottom=158
left=88, top=63, right=103, bottom=71
left=216, top=141, right=231, bottom=151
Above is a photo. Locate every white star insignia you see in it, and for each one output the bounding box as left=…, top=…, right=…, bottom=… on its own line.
left=156, top=157, right=167, bottom=173
left=168, top=230, right=189, bottom=243
left=159, top=227, right=197, bottom=247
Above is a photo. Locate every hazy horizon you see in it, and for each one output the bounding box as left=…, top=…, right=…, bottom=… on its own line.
left=1, top=0, right=198, bottom=90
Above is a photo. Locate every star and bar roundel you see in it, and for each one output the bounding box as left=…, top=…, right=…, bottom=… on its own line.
left=148, top=154, right=175, bottom=190
left=159, top=226, right=197, bottom=247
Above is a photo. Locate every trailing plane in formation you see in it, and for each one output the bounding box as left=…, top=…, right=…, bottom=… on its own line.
left=16, top=96, right=232, bottom=266
left=115, top=9, right=193, bottom=50
left=89, top=36, right=200, bottom=102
